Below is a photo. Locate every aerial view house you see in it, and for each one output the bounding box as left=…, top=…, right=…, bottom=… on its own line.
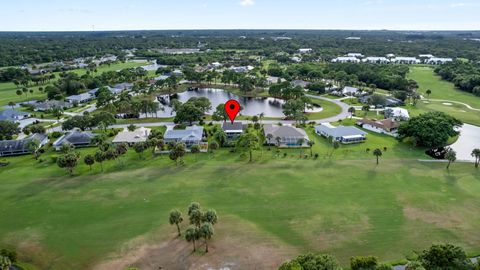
left=298, top=48, right=313, bottom=54
left=266, top=76, right=286, bottom=85
left=222, top=122, right=244, bottom=142
left=0, top=134, right=49, bottom=157
left=33, top=100, right=72, bottom=112
left=66, top=93, right=93, bottom=104
left=385, top=107, right=410, bottom=121
left=342, top=86, right=361, bottom=96
left=315, top=123, right=367, bottom=144
left=53, top=131, right=97, bottom=150
left=164, top=126, right=205, bottom=148
left=112, top=127, right=151, bottom=145
left=111, top=83, right=134, bottom=95
left=291, top=80, right=310, bottom=88
left=357, top=118, right=400, bottom=137
left=0, top=109, right=30, bottom=122
left=263, top=124, right=309, bottom=147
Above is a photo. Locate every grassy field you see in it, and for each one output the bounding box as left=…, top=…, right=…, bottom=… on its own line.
left=1, top=127, right=480, bottom=269
left=0, top=61, right=148, bottom=107
left=407, top=66, right=480, bottom=126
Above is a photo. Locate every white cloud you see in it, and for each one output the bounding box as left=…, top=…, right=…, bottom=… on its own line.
left=240, top=0, right=255, bottom=7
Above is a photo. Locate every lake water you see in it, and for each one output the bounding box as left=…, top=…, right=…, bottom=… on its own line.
left=450, top=124, right=480, bottom=162
left=142, top=88, right=322, bottom=118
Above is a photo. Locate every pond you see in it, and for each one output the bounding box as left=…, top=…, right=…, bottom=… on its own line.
left=450, top=124, right=480, bottom=162
left=143, top=88, right=322, bottom=118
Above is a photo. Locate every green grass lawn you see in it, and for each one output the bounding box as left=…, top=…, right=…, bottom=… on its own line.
left=408, top=101, right=480, bottom=126
left=0, top=61, right=148, bottom=107
left=408, top=66, right=480, bottom=109
left=2, top=127, right=480, bottom=269
left=308, top=99, right=343, bottom=120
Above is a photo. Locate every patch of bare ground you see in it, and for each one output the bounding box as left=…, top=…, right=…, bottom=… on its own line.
left=403, top=202, right=480, bottom=245
left=92, top=216, right=299, bottom=270
left=2, top=231, right=57, bottom=269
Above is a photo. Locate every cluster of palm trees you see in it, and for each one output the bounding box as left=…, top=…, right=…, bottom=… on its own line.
left=169, top=202, right=218, bottom=253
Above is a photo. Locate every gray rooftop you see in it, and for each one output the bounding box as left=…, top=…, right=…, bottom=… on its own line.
left=264, top=124, right=308, bottom=138
left=222, top=122, right=244, bottom=132
left=0, top=134, right=48, bottom=153
left=0, top=109, right=30, bottom=121
left=315, top=125, right=367, bottom=138
left=164, top=126, right=204, bottom=141
left=53, top=131, right=96, bottom=147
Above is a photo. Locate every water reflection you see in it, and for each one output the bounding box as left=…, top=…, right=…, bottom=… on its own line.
left=144, top=88, right=322, bottom=118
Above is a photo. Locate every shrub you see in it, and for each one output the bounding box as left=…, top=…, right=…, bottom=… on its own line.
left=350, top=256, right=378, bottom=270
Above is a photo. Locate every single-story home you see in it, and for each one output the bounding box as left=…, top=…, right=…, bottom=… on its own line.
left=266, top=76, right=286, bottom=85
left=384, top=107, right=410, bottom=121
left=164, top=126, right=205, bottom=148
left=347, top=53, right=364, bottom=58
left=315, top=124, right=367, bottom=144
left=231, top=66, right=254, bottom=73
left=264, top=124, right=309, bottom=147
left=110, top=83, right=134, bottom=95
left=33, top=100, right=72, bottom=112
left=66, top=93, right=93, bottom=104
left=53, top=131, right=97, bottom=150
left=291, top=80, right=310, bottom=89
left=0, top=134, right=49, bottom=157
left=419, top=54, right=435, bottom=58
left=357, top=119, right=400, bottom=137
left=112, top=127, right=151, bottom=145
left=342, top=86, right=360, bottom=96
left=222, top=122, right=244, bottom=142
left=0, top=109, right=30, bottom=122
left=290, top=56, right=302, bottom=63
left=299, top=48, right=313, bottom=54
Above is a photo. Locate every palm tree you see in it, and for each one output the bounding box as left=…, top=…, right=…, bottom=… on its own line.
left=307, top=140, right=315, bottom=156
left=471, top=149, right=480, bottom=168
left=26, top=139, right=41, bottom=160
left=373, top=148, right=383, bottom=165
left=199, top=222, right=214, bottom=253
left=445, top=149, right=457, bottom=170
left=348, top=107, right=356, bottom=119
left=185, top=226, right=199, bottom=252
left=361, top=105, right=370, bottom=117
left=297, top=138, right=305, bottom=157
left=275, top=136, right=282, bottom=147
left=169, top=210, right=184, bottom=237
left=7, top=102, right=15, bottom=110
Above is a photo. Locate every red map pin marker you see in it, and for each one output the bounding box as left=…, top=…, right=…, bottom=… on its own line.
left=225, top=100, right=240, bottom=124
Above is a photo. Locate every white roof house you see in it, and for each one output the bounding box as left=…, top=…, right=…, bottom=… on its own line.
left=291, top=56, right=302, bottom=63
left=342, top=86, right=360, bottom=96
left=419, top=54, right=435, bottom=58
left=299, top=48, right=313, bottom=54
left=386, top=54, right=396, bottom=58
left=362, top=57, right=390, bottom=64
left=332, top=57, right=360, bottom=63
left=66, top=93, right=93, bottom=104
left=164, top=126, right=204, bottom=148
left=391, top=57, right=421, bottom=64
left=385, top=107, right=410, bottom=120
left=347, top=53, right=364, bottom=58
left=425, top=57, right=453, bottom=65
left=315, top=124, right=367, bottom=144
left=112, top=127, right=151, bottom=144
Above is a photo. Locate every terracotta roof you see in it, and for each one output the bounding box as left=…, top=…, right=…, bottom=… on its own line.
left=358, top=118, right=400, bottom=132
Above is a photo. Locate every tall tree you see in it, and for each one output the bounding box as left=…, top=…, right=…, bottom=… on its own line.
left=199, top=222, right=214, bottom=253
left=373, top=148, right=383, bottom=165
left=236, top=133, right=260, bottom=162
left=445, top=149, right=457, bottom=170
left=84, top=154, right=95, bottom=171
left=185, top=226, right=199, bottom=252
left=471, top=149, right=480, bottom=168
left=169, top=210, right=184, bottom=237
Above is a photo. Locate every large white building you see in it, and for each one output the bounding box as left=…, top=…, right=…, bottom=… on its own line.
left=332, top=56, right=360, bottom=63
left=391, top=57, right=421, bottom=64
left=425, top=57, right=453, bottom=65
left=362, top=57, right=390, bottom=64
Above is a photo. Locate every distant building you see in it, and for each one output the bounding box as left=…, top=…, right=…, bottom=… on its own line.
left=0, top=134, right=49, bottom=157
left=291, top=80, right=311, bottom=89
left=231, top=66, right=254, bottom=73
left=290, top=56, right=302, bottom=63
left=0, top=109, right=30, bottom=122
left=345, top=37, right=361, bottom=40
left=315, top=124, right=367, bottom=144
left=391, top=57, right=421, bottom=64
left=357, top=119, right=400, bottom=137
left=264, top=124, right=309, bottom=147
left=419, top=54, right=435, bottom=58
left=32, top=100, right=72, bottom=112
left=362, top=57, right=390, bottom=64
left=425, top=57, right=453, bottom=65
left=53, top=131, right=97, bottom=151
left=342, top=86, right=360, bottom=96
left=384, top=107, right=410, bottom=121
left=66, top=93, right=93, bottom=104
left=332, top=57, right=360, bottom=63
left=112, top=127, right=151, bottom=145
left=347, top=53, right=364, bottom=58
left=266, top=76, right=286, bottom=85
left=386, top=54, right=396, bottom=58
left=298, top=48, right=313, bottom=54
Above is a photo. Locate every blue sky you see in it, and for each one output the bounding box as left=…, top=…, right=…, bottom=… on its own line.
left=1, top=0, right=480, bottom=31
